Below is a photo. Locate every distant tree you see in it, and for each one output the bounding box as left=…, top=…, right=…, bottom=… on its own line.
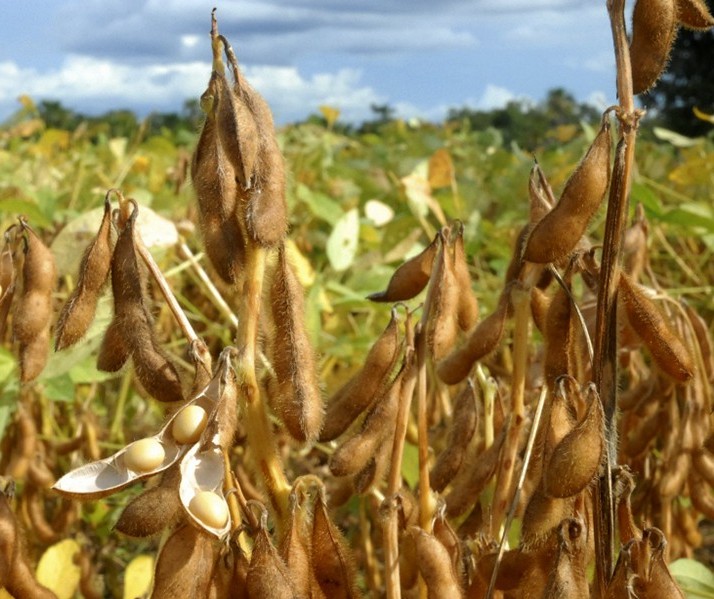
left=37, top=100, right=81, bottom=130
left=358, top=103, right=397, bottom=134
left=447, top=88, right=600, bottom=150
left=642, top=0, right=714, bottom=136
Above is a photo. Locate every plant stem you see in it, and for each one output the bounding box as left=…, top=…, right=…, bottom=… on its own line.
left=382, top=312, right=417, bottom=599
left=234, top=245, right=290, bottom=523
left=490, top=285, right=529, bottom=536
left=593, top=0, right=642, bottom=592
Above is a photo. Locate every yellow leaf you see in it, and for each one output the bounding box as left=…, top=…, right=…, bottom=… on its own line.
left=124, top=554, right=155, bottom=599
left=428, top=148, right=454, bottom=189
left=319, top=105, right=340, bottom=128
left=17, top=94, right=36, bottom=111
left=285, top=238, right=315, bottom=287
left=36, top=538, right=81, bottom=599
left=693, top=106, right=714, bottom=124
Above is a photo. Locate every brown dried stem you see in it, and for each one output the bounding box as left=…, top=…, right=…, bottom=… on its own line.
left=593, top=0, right=642, bottom=593
left=490, top=285, right=529, bottom=535
left=382, top=311, right=417, bottom=599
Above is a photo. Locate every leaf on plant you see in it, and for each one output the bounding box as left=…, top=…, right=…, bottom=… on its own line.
left=364, top=199, right=394, bottom=227
left=326, top=208, right=359, bottom=272
left=124, top=554, right=155, bottom=599
left=653, top=126, right=701, bottom=147
left=428, top=148, right=454, bottom=189
left=670, top=558, right=714, bottom=595
left=693, top=106, right=714, bottom=124
left=319, top=105, right=341, bottom=128
left=36, top=538, right=81, bottom=599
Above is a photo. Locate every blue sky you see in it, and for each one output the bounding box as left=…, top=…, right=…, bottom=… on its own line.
left=0, top=0, right=617, bottom=124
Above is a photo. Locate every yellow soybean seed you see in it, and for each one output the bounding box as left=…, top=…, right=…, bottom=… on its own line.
left=124, top=438, right=165, bottom=473
left=189, top=491, right=229, bottom=529
left=172, top=405, right=208, bottom=444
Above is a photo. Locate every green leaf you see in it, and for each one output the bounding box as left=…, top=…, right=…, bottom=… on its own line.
left=653, top=127, right=702, bottom=147
left=326, top=208, right=359, bottom=272
left=662, top=206, right=714, bottom=233
left=401, top=442, right=420, bottom=489
left=631, top=182, right=664, bottom=218
left=296, top=183, right=343, bottom=226
left=671, top=558, right=714, bottom=598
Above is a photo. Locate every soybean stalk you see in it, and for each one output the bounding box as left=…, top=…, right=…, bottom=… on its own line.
left=593, top=0, right=642, bottom=592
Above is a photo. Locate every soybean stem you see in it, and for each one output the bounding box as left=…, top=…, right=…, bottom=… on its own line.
left=234, top=245, right=290, bottom=524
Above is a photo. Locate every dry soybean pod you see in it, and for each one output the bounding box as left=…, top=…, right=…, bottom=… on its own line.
left=96, top=317, right=130, bottom=372
left=19, top=328, right=51, bottom=383
left=269, top=246, right=323, bottom=442
left=115, top=466, right=182, bottom=537
left=543, top=384, right=604, bottom=498
left=330, top=366, right=403, bottom=477
left=311, top=492, right=361, bottom=599
left=221, top=39, right=288, bottom=247
left=436, top=290, right=509, bottom=385
left=541, top=519, right=589, bottom=599
left=368, top=233, right=439, bottom=302
left=618, top=273, right=694, bottom=382
left=522, top=115, right=612, bottom=264
left=213, top=42, right=259, bottom=190
left=528, top=160, right=555, bottom=224
left=279, top=490, right=315, bottom=599
left=426, top=228, right=460, bottom=361
left=677, top=0, right=714, bottom=29
left=543, top=277, right=576, bottom=387
left=452, top=224, right=479, bottom=330
left=12, top=221, right=56, bottom=345
left=150, top=524, right=219, bottom=599
left=192, top=71, right=246, bottom=284
left=319, top=309, right=401, bottom=442
left=410, top=527, right=463, bottom=599
left=111, top=205, right=184, bottom=402
left=430, top=380, right=479, bottom=492
left=247, top=524, right=300, bottom=599
left=630, top=0, right=678, bottom=94
left=55, top=197, right=114, bottom=350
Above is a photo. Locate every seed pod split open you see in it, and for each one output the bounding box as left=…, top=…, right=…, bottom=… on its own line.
left=522, top=117, right=611, bottom=264
left=368, top=233, right=438, bottom=302
left=618, top=273, right=694, bottom=382
left=53, top=362, right=225, bottom=501
left=630, top=0, right=678, bottom=94
left=55, top=198, right=114, bottom=350
left=269, top=247, right=323, bottom=442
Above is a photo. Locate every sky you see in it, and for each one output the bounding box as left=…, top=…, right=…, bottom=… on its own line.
left=0, top=0, right=619, bottom=125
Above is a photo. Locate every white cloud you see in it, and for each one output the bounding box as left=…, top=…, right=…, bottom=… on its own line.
left=477, top=84, right=518, bottom=109
left=0, top=56, right=385, bottom=124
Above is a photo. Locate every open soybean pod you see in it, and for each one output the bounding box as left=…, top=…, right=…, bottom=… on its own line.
left=633, top=528, right=685, bottom=598
left=528, top=161, right=555, bottom=224
left=409, top=527, right=463, bottom=599
left=436, top=290, right=509, bottom=385
left=368, top=233, right=438, bottom=302
left=522, top=115, right=612, bottom=264
left=311, top=493, right=362, bottom=599
left=630, top=0, right=678, bottom=94
left=618, top=272, right=694, bottom=383
left=543, top=384, right=604, bottom=498
left=269, top=246, right=323, bottom=442
left=319, top=309, right=401, bottom=442
left=55, top=197, right=114, bottom=350
left=677, top=0, right=714, bottom=29
left=150, top=524, right=219, bottom=599
left=53, top=361, right=224, bottom=501
left=430, top=380, right=479, bottom=492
